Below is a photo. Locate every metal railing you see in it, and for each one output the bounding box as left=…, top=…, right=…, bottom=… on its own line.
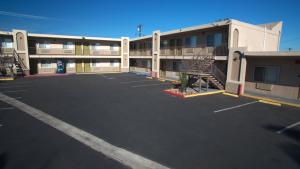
left=129, top=49, right=152, bottom=56
left=90, top=50, right=121, bottom=56
left=36, top=48, right=75, bottom=55
left=160, top=45, right=228, bottom=56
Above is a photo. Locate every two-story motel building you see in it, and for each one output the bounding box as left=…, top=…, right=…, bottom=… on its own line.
left=1, top=19, right=299, bottom=101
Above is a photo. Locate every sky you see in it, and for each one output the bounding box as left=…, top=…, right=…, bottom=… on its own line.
left=0, top=0, right=299, bottom=51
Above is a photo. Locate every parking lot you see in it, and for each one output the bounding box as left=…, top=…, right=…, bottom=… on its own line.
left=0, top=73, right=299, bottom=169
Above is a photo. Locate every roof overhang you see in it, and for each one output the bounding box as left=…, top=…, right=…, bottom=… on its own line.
left=28, top=33, right=121, bottom=41
left=244, top=51, right=300, bottom=58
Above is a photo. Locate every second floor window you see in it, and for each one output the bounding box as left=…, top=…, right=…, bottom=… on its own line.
left=63, top=42, right=74, bottom=49
left=160, top=40, right=168, bottom=49
left=39, top=42, right=50, bottom=49
left=91, top=43, right=101, bottom=50
left=185, top=36, right=197, bottom=48
left=1, top=38, right=13, bottom=48
left=207, top=33, right=223, bottom=47
left=110, top=43, right=119, bottom=51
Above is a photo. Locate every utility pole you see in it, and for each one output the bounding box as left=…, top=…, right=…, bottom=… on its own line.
left=137, top=24, right=142, bottom=37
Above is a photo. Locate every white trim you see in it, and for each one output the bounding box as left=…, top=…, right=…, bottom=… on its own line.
left=28, top=33, right=121, bottom=41
left=30, top=55, right=122, bottom=59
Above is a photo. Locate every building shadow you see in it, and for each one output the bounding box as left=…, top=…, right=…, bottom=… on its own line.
left=0, top=153, right=8, bottom=169
left=264, top=124, right=300, bottom=167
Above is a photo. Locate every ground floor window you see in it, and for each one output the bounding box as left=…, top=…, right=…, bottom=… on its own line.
left=66, top=59, right=75, bottom=68
left=91, top=59, right=97, bottom=67
left=254, top=66, right=280, bottom=83
left=173, top=61, right=179, bottom=71
left=40, top=60, right=52, bottom=68
left=110, top=59, right=119, bottom=67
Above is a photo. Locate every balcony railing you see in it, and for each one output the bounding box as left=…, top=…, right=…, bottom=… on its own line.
left=160, top=45, right=228, bottom=56
left=36, top=48, right=75, bottom=55
left=129, top=49, right=152, bottom=56
left=0, top=48, right=14, bottom=54
left=90, top=50, right=121, bottom=56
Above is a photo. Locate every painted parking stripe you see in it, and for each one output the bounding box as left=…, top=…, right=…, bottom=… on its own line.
left=131, top=83, right=170, bottom=88
left=120, top=80, right=151, bottom=84
left=0, top=107, right=14, bottom=110
left=2, top=90, right=27, bottom=93
left=214, top=101, right=258, bottom=113
left=277, top=121, right=300, bottom=134
left=0, top=93, right=169, bottom=169
left=0, top=85, right=27, bottom=89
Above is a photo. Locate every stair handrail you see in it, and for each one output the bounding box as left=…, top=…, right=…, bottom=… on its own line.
left=13, top=49, right=28, bottom=70
left=210, top=64, right=226, bottom=85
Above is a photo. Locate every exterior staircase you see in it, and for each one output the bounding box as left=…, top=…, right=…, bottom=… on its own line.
left=185, top=55, right=226, bottom=90
left=0, top=49, right=28, bottom=77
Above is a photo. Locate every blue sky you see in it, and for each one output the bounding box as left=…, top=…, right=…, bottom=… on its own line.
left=0, top=0, right=299, bottom=51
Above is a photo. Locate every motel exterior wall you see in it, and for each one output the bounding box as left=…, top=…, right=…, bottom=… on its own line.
left=243, top=54, right=300, bottom=100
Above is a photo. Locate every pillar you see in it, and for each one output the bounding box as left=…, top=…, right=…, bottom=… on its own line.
left=12, top=29, right=30, bottom=75
left=121, top=37, right=130, bottom=72
left=152, top=30, right=160, bottom=78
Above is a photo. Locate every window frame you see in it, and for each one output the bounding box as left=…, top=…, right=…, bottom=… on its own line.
left=253, top=65, right=280, bottom=84
left=40, top=59, right=52, bottom=68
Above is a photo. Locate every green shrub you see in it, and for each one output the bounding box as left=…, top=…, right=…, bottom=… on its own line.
left=179, top=72, right=188, bottom=92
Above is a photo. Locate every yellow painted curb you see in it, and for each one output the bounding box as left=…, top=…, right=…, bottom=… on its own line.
left=259, top=100, right=281, bottom=107
left=0, top=77, right=15, bottom=81
left=185, top=90, right=225, bottom=98
left=243, top=94, right=300, bottom=108
left=223, top=92, right=239, bottom=98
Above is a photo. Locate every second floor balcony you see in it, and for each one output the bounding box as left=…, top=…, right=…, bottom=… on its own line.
left=36, top=48, right=75, bottom=55
left=130, top=49, right=152, bottom=56
left=90, top=49, right=121, bottom=56
left=160, top=45, right=229, bottom=56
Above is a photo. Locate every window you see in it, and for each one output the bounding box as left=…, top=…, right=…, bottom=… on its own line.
left=40, top=60, right=52, bottom=68
left=110, top=59, right=119, bottom=67
left=207, top=33, right=223, bottom=47
left=160, top=40, right=168, bottom=49
left=66, top=60, right=75, bottom=68
left=63, top=42, right=74, bottom=49
left=110, top=43, right=119, bottom=51
left=91, top=59, right=97, bottom=67
left=214, top=33, right=222, bottom=47
left=206, top=35, right=214, bottom=47
left=185, top=36, right=197, bottom=48
left=39, top=41, right=50, bottom=49
left=173, top=61, right=179, bottom=71
left=1, top=38, right=13, bottom=48
left=91, top=43, right=101, bottom=50
left=254, top=66, right=280, bottom=84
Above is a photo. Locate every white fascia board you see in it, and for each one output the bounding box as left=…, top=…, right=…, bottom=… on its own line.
left=28, top=33, right=121, bottom=41
left=30, top=55, right=122, bottom=59
left=0, top=31, right=13, bottom=36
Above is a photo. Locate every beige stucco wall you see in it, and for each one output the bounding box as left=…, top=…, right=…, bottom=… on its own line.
left=229, top=20, right=281, bottom=51
left=245, top=57, right=300, bottom=99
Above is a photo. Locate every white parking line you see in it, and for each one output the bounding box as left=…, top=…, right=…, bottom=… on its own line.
left=131, top=83, right=170, bottom=88
left=0, top=85, right=27, bottom=89
left=0, top=107, right=14, bottom=110
left=0, top=93, right=169, bottom=169
left=277, top=121, right=300, bottom=134
left=2, top=90, right=26, bottom=93
left=214, top=101, right=258, bottom=113
left=120, top=80, right=151, bottom=84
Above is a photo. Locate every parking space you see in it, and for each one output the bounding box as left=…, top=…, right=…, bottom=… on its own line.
left=0, top=73, right=299, bottom=169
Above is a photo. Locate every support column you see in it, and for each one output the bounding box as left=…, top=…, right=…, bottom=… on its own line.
left=225, top=48, right=247, bottom=95
left=12, top=29, right=30, bottom=75
left=152, top=30, right=160, bottom=78
left=121, top=37, right=130, bottom=72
